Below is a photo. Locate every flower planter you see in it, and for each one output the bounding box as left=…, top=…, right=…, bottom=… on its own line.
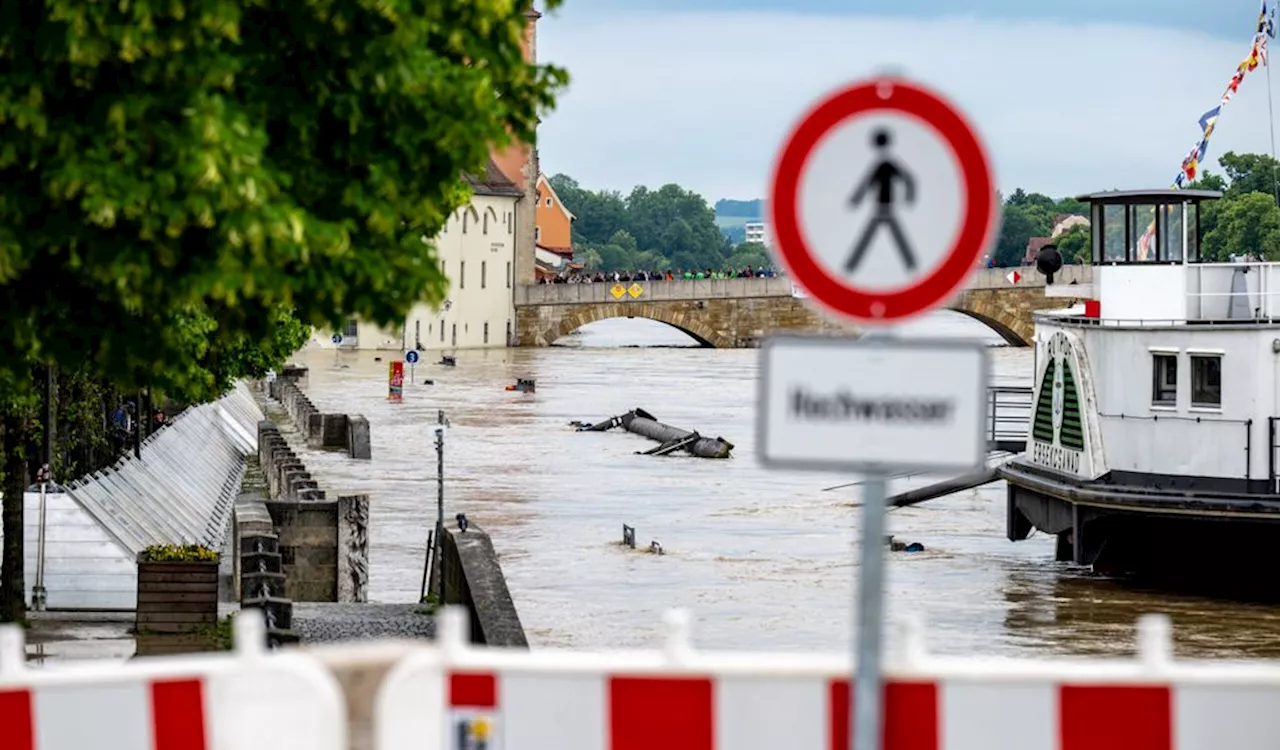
left=135, top=553, right=219, bottom=635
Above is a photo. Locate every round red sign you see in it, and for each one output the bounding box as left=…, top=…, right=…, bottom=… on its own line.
left=768, top=78, right=998, bottom=323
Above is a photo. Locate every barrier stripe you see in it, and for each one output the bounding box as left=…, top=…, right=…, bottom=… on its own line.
left=610, top=677, right=713, bottom=750
left=717, top=675, right=826, bottom=750
left=1175, top=684, right=1280, bottom=749
left=505, top=673, right=605, bottom=750
left=1060, top=685, right=1170, bottom=750
left=829, top=680, right=937, bottom=750
left=151, top=679, right=207, bottom=750
left=451, top=673, right=497, bottom=709
left=0, top=688, right=33, bottom=750
left=942, top=681, right=1054, bottom=750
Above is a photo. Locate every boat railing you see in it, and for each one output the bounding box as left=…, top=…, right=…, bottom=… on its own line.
left=988, top=385, right=1032, bottom=452
left=1102, top=411, right=1255, bottom=483
left=1269, top=418, right=1280, bottom=494
left=1037, top=314, right=1280, bottom=328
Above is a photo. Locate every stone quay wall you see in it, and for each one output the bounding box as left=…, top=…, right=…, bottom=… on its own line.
left=271, top=371, right=372, bottom=460
left=435, top=521, right=527, bottom=648
left=257, top=420, right=370, bottom=604
left=233, top=454, right=297, bottom=645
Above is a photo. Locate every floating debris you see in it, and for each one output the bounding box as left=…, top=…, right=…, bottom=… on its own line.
left=574, top=408, right=733, bottom=459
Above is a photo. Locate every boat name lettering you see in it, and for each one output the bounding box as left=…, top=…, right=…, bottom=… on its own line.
left=788, top=388, right=954, bottom=424
left=1032, top=440, right=1081, bottom=474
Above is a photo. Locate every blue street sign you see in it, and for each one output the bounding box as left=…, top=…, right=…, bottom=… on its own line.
left=405, top=350, right=420, bottom=364
left=331, top=333, right=343, bottom=344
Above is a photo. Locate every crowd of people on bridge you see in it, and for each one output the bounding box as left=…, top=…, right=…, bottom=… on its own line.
left=539, top=266, right=782, bottom=284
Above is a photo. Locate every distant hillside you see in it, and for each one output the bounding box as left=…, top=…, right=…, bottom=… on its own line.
left=715, top=198, right=762, bottom=218
left=714, top=198, right=762, bottom=244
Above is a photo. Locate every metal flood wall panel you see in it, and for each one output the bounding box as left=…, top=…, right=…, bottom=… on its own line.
left=22, top=491, right=137, bottom=610
left=15, top=382, right=265, bottom=610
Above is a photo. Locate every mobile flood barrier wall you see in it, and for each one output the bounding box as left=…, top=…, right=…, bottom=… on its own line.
left=15, top=383, right=264, bottom=610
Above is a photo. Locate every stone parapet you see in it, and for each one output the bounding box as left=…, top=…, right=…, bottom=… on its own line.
left=435, top=521, right=527, bottom=648
left=270, top=368, right=371, bottom=460
left=255, top=420, right=369, bottom=605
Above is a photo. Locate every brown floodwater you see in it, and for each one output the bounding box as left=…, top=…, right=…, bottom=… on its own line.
left=289, top=312, right=1280, bottom=660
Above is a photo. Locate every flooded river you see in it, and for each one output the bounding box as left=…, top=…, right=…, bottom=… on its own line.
left=292, top=312, right=1280, bottom=660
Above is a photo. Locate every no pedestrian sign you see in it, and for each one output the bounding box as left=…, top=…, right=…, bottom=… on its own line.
left=768, top=77, right=999, bottom=324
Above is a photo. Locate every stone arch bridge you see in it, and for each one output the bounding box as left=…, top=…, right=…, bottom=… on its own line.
left=514, top=266, right=1091, bottom=348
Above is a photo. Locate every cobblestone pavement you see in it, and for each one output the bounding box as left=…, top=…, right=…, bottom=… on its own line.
left=291, top=603, right=435, bottom=643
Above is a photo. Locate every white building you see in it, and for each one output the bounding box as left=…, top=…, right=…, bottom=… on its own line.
left=331, top=160, right=524, bottom=351
left=745, top=220, right=767, bottom=245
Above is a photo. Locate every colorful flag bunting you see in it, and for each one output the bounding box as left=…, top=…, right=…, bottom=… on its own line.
left=1145, top=5, right=1273, bottom=253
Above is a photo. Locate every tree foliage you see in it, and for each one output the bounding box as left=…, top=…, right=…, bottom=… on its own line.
left=548, top=174, right=733, bottom=272
left=0, top=0, right=566, bottom=622
left=0, top=0, right=565, bottom=395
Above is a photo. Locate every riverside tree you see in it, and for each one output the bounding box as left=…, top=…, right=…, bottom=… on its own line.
left=0, top=0, right=566, bottom=621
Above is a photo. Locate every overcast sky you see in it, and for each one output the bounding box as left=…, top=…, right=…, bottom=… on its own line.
left=535, top=0, right=1280, bottom=204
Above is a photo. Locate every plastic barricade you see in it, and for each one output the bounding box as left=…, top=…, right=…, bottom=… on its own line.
left=378, top=607, right=1280, bottom=750
left=0, top=610, right=345, bottom=750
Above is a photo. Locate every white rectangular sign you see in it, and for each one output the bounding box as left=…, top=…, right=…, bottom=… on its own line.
left=757, top=336, right=989, bottom=474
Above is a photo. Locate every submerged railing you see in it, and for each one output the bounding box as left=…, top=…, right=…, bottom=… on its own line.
left=987, top=385, right=1032, bottom=452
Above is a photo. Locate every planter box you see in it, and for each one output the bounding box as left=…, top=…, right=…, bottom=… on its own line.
left=135, top=556, right=219, bottom=634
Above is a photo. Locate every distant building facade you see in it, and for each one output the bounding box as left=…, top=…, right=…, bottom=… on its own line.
left=745, top=220, right=767, bottom=245
left=534, top=173, right=576, bottom=279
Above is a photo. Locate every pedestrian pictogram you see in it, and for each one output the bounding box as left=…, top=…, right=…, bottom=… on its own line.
left=610, top=284, right=625, bottom=299
left=628, top=283, right=644, bottom=298
left=847, top=129, right=917, bottom=273
left=768, top=77, right=999, bottom=324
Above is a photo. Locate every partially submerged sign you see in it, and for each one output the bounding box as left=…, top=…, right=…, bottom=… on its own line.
left=758, top=336, right=988, bottom=474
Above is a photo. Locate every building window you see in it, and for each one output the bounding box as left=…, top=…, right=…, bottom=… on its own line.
left=451, top=323, right=457, bottom=347
left=506, top=262, right=512, bottom=289
left=483, top=322, right=489, bottom=344
left=481, top=261, right=487, bottom=289
left=483, top=214, right=489, bottom=234
left=509, top=212, right=514, bottom=235
left=545, top=198, right=552, bottom=207
left=1151, top=353, right=1177, bottom=406
left=415, top=321, right=421, bottom=348
left=460, top=261, right=466, bottom=289
left=535, top=226, right=541, bottom=242
left=1191, top=355, right=1222, bottom=408
left=440, top=320, right=445, bottom=342
left=343, top=319, right=358, bottom=337
left=507, top=319, right=512, bottom=345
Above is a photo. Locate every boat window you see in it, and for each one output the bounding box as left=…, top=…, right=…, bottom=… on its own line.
left=1103, top=205, right=1125, bottom=262
left=1151, top=354, right=1177, bottom=406
left=1187, top=202, right=1200, bottom=261
left=1162, top=204, right=1184, bottom=262
left=1129, top=204, right=1159, bottom=262
left=1191, top=355, right=1222, bottom=408
left=1091, top=202, right=1104, bottom=263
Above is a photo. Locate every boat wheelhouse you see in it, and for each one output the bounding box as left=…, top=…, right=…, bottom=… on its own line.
left=999, top=187, right=1280, bottom=579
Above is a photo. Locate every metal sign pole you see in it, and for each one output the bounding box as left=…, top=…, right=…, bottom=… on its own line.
left=852, top=470, right=887, bottom=750
left=434, top=410, right=446, bottom=602
left=32, top=466, right=50, bottom=612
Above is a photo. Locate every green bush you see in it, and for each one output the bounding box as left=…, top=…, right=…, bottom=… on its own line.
left=141, top=543, right=219, bottom=562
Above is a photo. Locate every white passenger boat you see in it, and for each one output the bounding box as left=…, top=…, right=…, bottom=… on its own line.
left=999, top=188, right=1280, bottom=582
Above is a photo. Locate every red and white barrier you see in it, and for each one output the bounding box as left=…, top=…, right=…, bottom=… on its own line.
left=376, top=608, right=1280, bottom=750
left=0, top=611, right=346, bottom=750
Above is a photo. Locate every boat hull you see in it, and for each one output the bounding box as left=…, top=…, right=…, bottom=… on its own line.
left=1002, top=458, right=1280, bottom=589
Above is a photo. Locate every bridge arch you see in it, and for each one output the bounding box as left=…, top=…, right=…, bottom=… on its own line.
left=947, top=288, right=1061, bottom=347
left=547, top=304, right=732, bottom=348
left=946, top=307, right=1029, bottom=346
